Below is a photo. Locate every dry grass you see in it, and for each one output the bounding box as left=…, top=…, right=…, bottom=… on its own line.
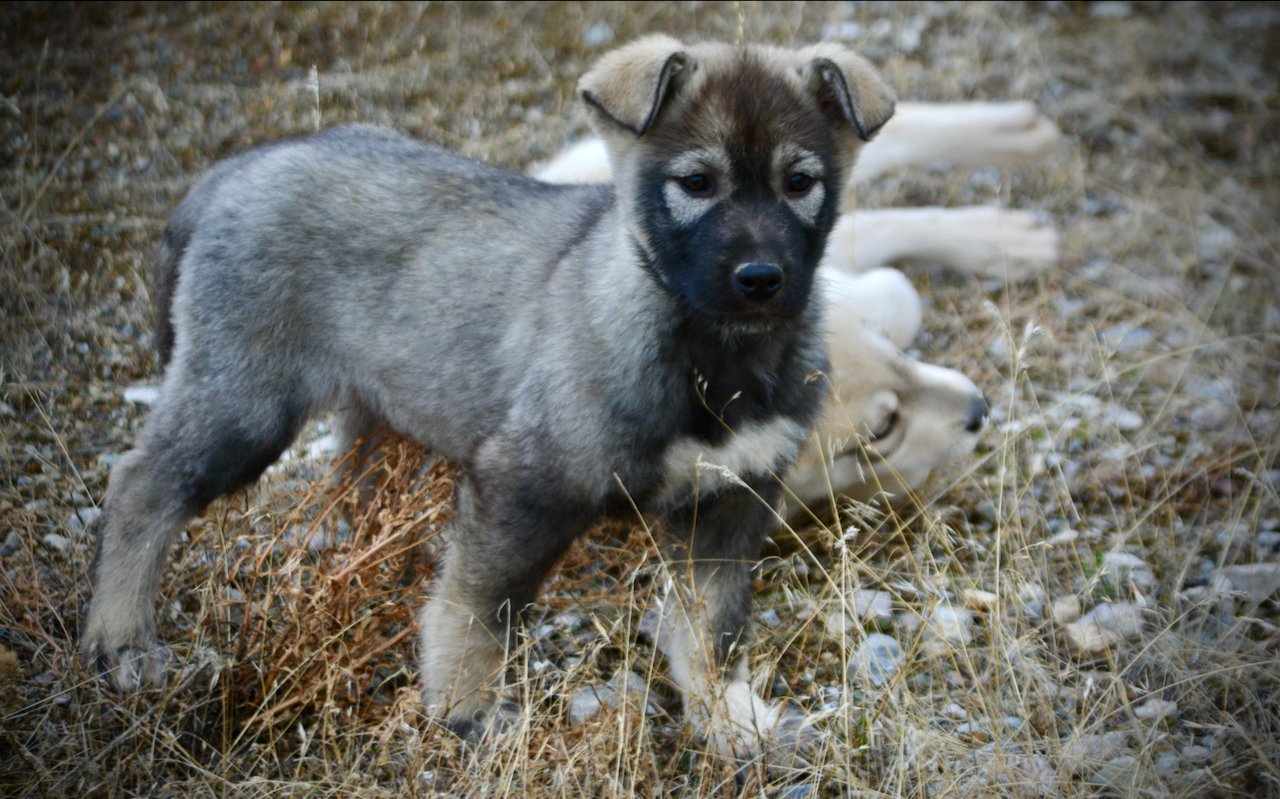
left=2, top=2, right=1278, bottom=797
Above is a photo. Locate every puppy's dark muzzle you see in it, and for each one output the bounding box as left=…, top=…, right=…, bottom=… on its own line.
left=732, top=262, right=784, bottom=301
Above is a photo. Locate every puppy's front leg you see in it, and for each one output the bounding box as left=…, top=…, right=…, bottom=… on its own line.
left=419, top=472, right=590, bottom=737
left=656, top=481, right=808, bottom=759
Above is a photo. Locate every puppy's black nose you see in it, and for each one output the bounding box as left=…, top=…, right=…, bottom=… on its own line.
left=732, top=263, right=784, bottom=300
left=965, top=394, right=990, bottom=433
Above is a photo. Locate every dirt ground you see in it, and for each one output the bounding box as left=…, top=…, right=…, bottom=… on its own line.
left=2, top=2, right=1278, bottom=797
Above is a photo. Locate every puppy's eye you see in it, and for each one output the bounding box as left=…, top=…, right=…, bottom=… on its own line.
left=677, top=174, right=715, bottom=197
left=869, top=409, right=899, bottom=442
left=786, top=173, right=816, bottom=196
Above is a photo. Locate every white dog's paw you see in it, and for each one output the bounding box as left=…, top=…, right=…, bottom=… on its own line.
left=951, top=100, right=1063, bottom=166
left=852, top=101, right=1062, bottom=184
left=940, top=206, right=1060, bottom=280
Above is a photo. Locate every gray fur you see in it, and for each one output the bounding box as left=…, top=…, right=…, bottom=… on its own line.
left=82, top=37, right=894, bottom=743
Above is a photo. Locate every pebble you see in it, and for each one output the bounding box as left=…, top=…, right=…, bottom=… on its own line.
left=567, top=669, right=656, bottom=724
left=66, top=506, right=101, bottom=533
left=985, top=753, right=1055, bottom=798
left=1017, top=583, right=1046, bottom=619
left=582, top=22, right=613, bottom=48
left=963, top=588, right=999, bottom=612
left=1059, top=731, right=1127, bottom=774
left=0, top=531, right=20, bottom=556
left=42, top=533, right=72, bottom=552
left=849, top=632, right=904, bottom=688
left=924, top=603, right=974, bottom=655
left=1051, top=595, right=1081, bottom=625
left=1134, top=697, right=1177, bottom=722
left=1214, top=563, right=1280, bottom=604
left=826, top=590, right=895, bottom=635
left=1089, top=755, right=1141, bottom=791
left=1065, top=602, right=1144, bottom=654
left=1180, top=743, right=1212, bottom=764
left=1101, top=552, right=1156, bottom=593
left=122, top=384, right=161, bottom=405
left=1154, top=751, right=1181, bottom=777
left=941, top=702, right=968, bottom=720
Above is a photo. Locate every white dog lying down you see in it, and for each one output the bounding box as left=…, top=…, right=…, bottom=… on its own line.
left=536, top=101, right=1061, bottom=510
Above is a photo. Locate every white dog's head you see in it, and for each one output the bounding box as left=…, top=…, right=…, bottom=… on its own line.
left=785, top=269, right=987, bottom=515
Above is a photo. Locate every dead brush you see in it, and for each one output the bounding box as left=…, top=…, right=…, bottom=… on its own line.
left=210, top=434, right=451, bottom=738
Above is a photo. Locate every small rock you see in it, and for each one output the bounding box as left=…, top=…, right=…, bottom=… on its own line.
left=850, top=589, right=895, bottom=624
left=0, top=531, right=20, bottom=556
left=1154, top=751, right=1181, bottom=777
left=1180, top=743, right=1212, bottom=765
left=1101, top=552, right=1156, bottom=594
left=1051, top=595, right=1081, bottom=625
left=582, top=22, right=613, bottom=48
left=985, top=753, right=1055, bottom=798
left=1087, top=602, right=1145, bottom=637
left=1047, top=527, right=1079, bottom=547
left=827, top=590, right=895, bottom=635
left=1134, top=697, right=1177, bottom=722
left=66, top=506, right=101, bottom=534
left=941, top=702, right=968, bottom=720
left=1090, top=755, right=1142, bottom=791
left=924, top=603, right=974, bottom=655
left=963, top=589, right=999, bottom=612
left=1215, top=563, right=1280, bottom=604
left=849, top=632, right=904, bottom=688
left=1060, top=731, right=1128, bottom=774
left=567, top=669, right=656, bottom=724
left=122, top=384, right=161, bottom=405
left=773, top=785, right=816, bottom=799
left=42, top=533, right=72, bottom=552
left=1017, top=583, right=1046, bottom=619
left=1089, top=1, right=1133, bottom=19
left=567, top=684, right=610, bottom=724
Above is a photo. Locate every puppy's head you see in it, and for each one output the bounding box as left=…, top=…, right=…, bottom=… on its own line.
left=579, top=37, right=895, bottom=334
left=788, top=301, right=987, bottom=511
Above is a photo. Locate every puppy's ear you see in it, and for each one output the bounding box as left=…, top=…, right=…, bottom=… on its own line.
left=798, top=44, right=896, bottom=142
left=579, top=35, right=691, bottom=136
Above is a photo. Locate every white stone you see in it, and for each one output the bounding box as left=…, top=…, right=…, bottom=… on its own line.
left=122, top=384, right=161, bottom=405
left=849, top=632, right=905, bottom=688
left=1101, top=552, right=1156, bottom=593
left=1215, top=562, right=1280, bottom=604
left=1064, top=602, right=1144, bottom=655
left=1051, top=595, right=1081, bottom=625
left=963, top=588, right=999, bottom=612
left=1059, top=731, right=1128, bottom=774
left=42, top=533, right=72, bottom=552
left=1134, top=697, right=1177, bottom=721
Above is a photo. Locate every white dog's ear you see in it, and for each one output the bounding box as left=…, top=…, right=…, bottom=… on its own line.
left=579, top=35, right=691, bottom=136
left=797, top=44, right=896, bottom=142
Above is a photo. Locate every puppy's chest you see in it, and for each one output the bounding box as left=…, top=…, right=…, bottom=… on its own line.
left=649, top=415, right=806, bottom=506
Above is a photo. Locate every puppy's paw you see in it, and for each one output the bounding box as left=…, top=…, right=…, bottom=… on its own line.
left=81, top=633, right=169, bottom=692
left=430, top=690, right=523, bottom=742
left=691, top=682, right=819, bottom=765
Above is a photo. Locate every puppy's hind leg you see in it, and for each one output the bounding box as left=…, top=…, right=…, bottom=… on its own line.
left=82, top=368, right=304, bottom=691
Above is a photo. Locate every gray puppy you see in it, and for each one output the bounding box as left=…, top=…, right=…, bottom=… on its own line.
left=82, top=36, right=894, bottom=752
